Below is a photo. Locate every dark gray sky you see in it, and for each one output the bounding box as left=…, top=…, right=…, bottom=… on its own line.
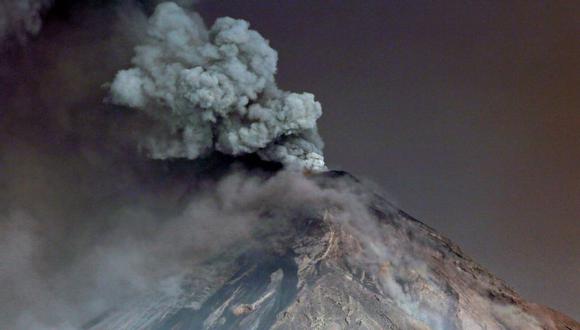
left=196, top=1, right=579, bottom=318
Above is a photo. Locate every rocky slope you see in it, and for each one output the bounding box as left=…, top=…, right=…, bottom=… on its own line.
left=84, top=170, right=578, bottom=330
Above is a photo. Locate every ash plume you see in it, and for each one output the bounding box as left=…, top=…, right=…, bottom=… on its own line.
left=108, top=2, right=326, bottom=171
left=0, top=3, right=328, bottom=327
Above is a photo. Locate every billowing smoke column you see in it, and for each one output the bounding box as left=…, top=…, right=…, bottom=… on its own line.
left=109, top=2, right=326, bottom=171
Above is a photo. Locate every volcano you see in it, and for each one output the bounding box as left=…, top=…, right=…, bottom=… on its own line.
left=83, top=166, right=578, bottom=330
left=1, top=2, right=578, bottom=329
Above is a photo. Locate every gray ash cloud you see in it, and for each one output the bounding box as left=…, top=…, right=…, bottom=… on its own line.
left=108, top=2, right=326, bottom=171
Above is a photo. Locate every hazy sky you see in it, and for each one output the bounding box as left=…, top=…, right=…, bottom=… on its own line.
left=196, top=1, right=579, bottom=318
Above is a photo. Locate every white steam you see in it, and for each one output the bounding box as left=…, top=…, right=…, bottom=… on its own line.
left=108, top=2, right=326, bottom=171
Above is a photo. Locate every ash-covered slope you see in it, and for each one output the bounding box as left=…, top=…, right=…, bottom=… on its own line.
left=84, top=169, right=578, bottom=330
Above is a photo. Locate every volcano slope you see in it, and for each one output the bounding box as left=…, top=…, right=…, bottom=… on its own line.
left=84, top=165, right=578, bottom=330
